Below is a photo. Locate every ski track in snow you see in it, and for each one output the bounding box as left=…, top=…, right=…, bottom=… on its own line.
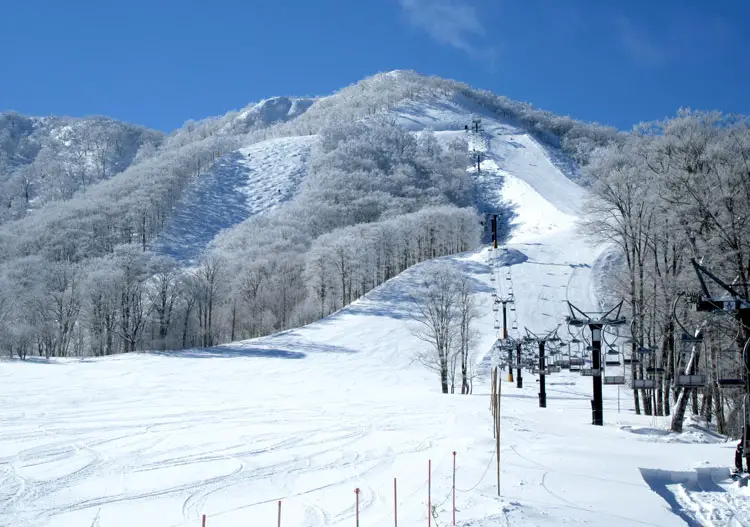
left=152, top=135, right=315, bottom=263
left=2, top=96, right=747, bottom=527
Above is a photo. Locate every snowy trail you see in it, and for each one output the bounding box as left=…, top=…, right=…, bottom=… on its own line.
left=3, top=96, right=749, bottom=526
left=153, top=135, right=315, bottom=263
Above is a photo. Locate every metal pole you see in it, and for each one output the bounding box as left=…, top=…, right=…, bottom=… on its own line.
left=591, top=324, right=603, bottom=426
left=428, top=459, right=432, bottom=527
left=743, top=330, right=750, bottom=470
left=278, top=501, right=281, bottom=527
left=452, top=452, right=456, bottom=526
left=503, top=301, right=513, bottom=382
left=491, top=214, right=497, bottom=249
left=538, top=341, right=546, bottom=408
left=516, top=343, right=523, bottom=389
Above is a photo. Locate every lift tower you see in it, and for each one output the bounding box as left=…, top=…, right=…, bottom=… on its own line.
left=566, top=302, right=627, bottom=426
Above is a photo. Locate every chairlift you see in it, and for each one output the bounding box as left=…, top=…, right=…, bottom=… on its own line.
left=569, top=357, right=584, bottom=366
left=493, top=322, right=500, bottom=330
left=512, top=321, right=518, bottom=330
left=623, top=357, right=640, bottom=365
left=603, top=376, right=626, bottom=385
left=605, top=358, right=622, bottom=367
left=490, top=275, right=496, bottom=282
left=672, top=332, right=710, bottom=386
left=716, top=348, right=746, bottom=388
left=506, top=275, right=512, bottom=281
left=492, top=304, right=499, bottom=312
left=633, top=378, right=655, bottom=389
left=675, top=374, right=706, bottom=387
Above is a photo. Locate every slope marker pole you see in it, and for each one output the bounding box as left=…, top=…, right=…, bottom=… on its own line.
left=452, top=451, right=456, bottom=526
left=355, top=488, right=360, bottom=527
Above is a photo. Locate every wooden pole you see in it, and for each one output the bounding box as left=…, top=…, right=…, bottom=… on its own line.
left=355, top=488, right=360, bottom=527
left=496, top=367, right=501, bottom=496
left=428, top=459, right=432, bottom=527
left=394, top=478, right=398, bottom=527
left=452, top=451, right=456, bottom=526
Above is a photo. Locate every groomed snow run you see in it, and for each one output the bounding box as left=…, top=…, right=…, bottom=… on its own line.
left=2, top=95, right=749, bottom=526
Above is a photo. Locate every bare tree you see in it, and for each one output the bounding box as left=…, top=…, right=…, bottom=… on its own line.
left=409, top=263, right=463, bottom=394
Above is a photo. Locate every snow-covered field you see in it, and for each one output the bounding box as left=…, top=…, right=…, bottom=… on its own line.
left=3, top=97, right=749, bottom=526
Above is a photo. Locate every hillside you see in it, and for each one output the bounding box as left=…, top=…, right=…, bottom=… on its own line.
left=0, top=71, right=622, bottom=356
left=2, top=118, right=747, bottom=525
left=0, top=112, right=163, bottom=223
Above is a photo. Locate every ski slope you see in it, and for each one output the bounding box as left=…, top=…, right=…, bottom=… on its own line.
left=152, top=135, right=315, bottom=263
left=3, top=95, right=749, bottom=527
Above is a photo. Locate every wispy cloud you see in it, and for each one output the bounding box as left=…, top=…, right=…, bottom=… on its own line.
left=613, top=16, right=666, bottom=67
left=399, top=0, right=493, bottom=60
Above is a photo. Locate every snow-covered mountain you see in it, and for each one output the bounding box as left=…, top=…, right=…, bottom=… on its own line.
left=151, top=73, right=606, bottom=263
left=3, top=88, right=746, bottom=524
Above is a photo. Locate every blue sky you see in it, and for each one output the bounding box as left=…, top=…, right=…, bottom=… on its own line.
left=2, top=0, right=748, bottom=131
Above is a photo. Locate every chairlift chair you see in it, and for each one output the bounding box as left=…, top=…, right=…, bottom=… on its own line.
left=490, top=275, right=496, bottom=282
left=605, top=358, right=622, bottom=367
left=493, top=304, right=499, bottom=312
left=512, top=321, right=518, bottom=330
left=675, top=374, right=707, bottom=387
left=603, top=376, right=626, bottom=385
left=673, top=333, right=707, bottom=387
left=716, top=348, right=746, bottom=388
left=634, top=378, right=656, bottom=389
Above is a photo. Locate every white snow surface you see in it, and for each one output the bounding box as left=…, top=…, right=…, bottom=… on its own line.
left=3, top=94, right=748, bottom=526
left=152, top=135, right=315, bottom=263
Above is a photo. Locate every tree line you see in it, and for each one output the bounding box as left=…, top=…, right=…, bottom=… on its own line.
left=0, top=117, right=484, bottom=359
left=583, top=109, right=750, bottom=437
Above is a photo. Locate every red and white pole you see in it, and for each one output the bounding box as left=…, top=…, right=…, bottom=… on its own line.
left=428, top=459, right=432, bottom=527
left=355, top=487, right=360, bottom=527
left=452, top=451, right=457, bottom=526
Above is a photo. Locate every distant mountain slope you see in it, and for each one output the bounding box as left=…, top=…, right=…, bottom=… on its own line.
left=0, top=112, right=163, bottom=223
left=157, top=80, right=601, bottom=263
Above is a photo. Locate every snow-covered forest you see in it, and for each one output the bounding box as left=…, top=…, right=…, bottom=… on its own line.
left=0, top=71, right=618, bottom=359
left=582, top=109, right=750, bottom=437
